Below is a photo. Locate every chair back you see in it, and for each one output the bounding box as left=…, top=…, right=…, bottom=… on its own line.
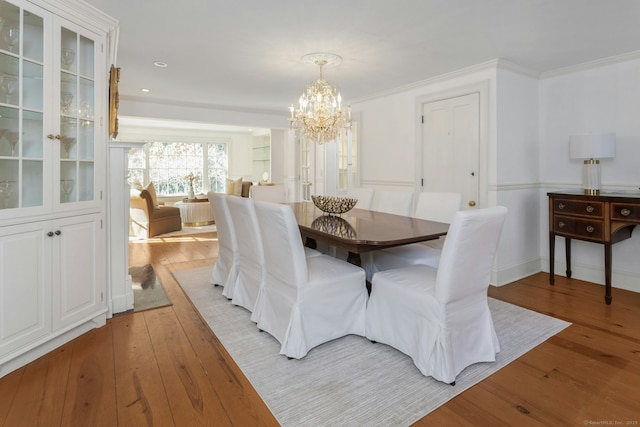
left=434, top=206, right=507, bottom=305
left=254, top=201, right=308, bottom=289
left=207, top=192, right=239, bottom=286
left=371, top=190, right=414, bottom=216
left=414, top=192, right=462, bottom=223
left=250, top=185, right=286, bottom=203
left=226, top=196, right=265, bottom=309
left=346, top=187, right=375, bottom=209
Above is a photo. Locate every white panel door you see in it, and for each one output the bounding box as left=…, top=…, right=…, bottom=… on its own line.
left=0, top=221, right=50, bottom=359
left=422, top=92, right=480, bottom=208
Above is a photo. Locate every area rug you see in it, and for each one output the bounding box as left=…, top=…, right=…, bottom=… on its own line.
left=129, top=264, right=171, bottom=312
left=173, top=266, right=570, bottom=427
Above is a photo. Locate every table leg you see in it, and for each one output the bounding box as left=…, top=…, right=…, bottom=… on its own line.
left=565, top=237, right=572, bottom=278
left=346, top=251, right=361, bottom=267
left=305, top=237, right=317, bottom=250
left=549, top=232, right=555, bottom=285
left=346, top=251, right=371, bottom=294
left=604, top=243, right=612, bottom=304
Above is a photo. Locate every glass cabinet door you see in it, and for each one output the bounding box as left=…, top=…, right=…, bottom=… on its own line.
left=0, top=1, right=46, bottom=212
left=59, top=25, right=95, bottom=205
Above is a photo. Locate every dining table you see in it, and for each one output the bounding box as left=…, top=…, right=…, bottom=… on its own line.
left=287, top=201, right=450, bottom=267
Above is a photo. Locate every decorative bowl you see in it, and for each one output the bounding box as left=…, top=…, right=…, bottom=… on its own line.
left=311, top=195, right=358, bottom=215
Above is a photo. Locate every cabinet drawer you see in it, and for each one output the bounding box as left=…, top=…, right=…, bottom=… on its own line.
left=553, top=199, right=604, bottom=218
left=553, top=215, right=604, bottom=240
left=611, top=203, right=640, bottom=222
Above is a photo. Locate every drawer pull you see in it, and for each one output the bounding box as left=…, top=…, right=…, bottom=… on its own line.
left=621, top=208, right=631, bottom=217
left=558, top=202, right=566, bottom=210
left=586, top=205, right=594, bottom=213
left=558, top=221, right=565, bottom=229
left=586, top=225, right=595, bottom=233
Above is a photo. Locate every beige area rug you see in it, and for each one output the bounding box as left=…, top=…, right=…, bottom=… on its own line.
left=173, top=266, right=570, bottom=427
left=129, top=264, right=171, bottom=312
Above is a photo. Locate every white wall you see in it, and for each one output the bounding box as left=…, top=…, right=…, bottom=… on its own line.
left=353, top=60, right=543, bottom=285
left=494, top=67, right=541, bottom=284
left=539, top=54, right=640, bottom=293
left=354, top=63, right=496, bottom=191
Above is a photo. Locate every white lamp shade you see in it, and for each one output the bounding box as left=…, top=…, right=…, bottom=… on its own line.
left=569, top=132, right=616, bottom=159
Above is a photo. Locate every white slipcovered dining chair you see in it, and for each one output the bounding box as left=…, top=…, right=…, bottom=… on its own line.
left=365, top=206, right=507, bottom=384
left=207, top=193, right=239, bottom=293
left=225, top=196, right=266, bottom=311
left=346, top=187, right=375, bottom=209
left=251, top=201, right=368, bottom=359
left=366, top=192, right=462, bottom=279
left=371, top=189, right=414, bottom=216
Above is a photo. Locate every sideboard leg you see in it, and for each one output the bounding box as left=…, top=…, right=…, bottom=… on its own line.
left=549, top=232, right=555, bottom=285
left=565, top=237, right=572, bottom=278
left=604, top=243, right=612, bottom=304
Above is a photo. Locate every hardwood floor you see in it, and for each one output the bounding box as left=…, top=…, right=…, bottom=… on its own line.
left=1, top=231, right=639, bottom=426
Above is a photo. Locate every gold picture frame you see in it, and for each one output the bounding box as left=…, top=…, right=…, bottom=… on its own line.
left=109, top=65, right=120, bottom=138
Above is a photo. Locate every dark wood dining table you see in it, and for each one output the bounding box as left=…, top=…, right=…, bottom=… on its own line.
left=287, top=201, right=449, bottom=267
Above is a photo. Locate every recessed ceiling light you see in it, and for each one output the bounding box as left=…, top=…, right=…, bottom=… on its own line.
left=153, top=61, right=167, bottom=68
left=141, top=88, right=150, bottom=93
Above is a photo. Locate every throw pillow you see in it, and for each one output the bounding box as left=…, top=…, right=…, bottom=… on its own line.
left=233, top=177, right=243, bottom=197
left=226, top=178, right=243, bottom=196
left=143, top=182, right=160, bottom=209
left=226, top=179, right=235, bottom=196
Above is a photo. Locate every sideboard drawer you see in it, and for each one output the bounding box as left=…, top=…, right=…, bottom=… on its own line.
left=611, top=203, right=640, bottom=222
left=553, top=199, right=604, bottom=218
left=554, top=215, right=604, bottom=240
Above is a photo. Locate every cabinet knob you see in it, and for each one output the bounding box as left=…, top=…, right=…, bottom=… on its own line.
left=586, top=225, right=595, bottom=233
left=55, top=134, right=63, bottom=140
left=558, top=202, right=566, bottom=210
left=55, top=230, right=61, bottom=235
left=47, top=231, right=54, bottom=237
left=621, top=208, right=631, bottom=217
left=586, top=205, right=594, bottom=213
left=47, top=134, right=55, bottom=139
left=558, top=221, right=565, bottom=228
left=468, top=200, right=476, bottom=207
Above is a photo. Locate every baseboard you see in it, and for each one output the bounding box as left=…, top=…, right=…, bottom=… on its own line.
left=110, top=281, right=134, bottom=315
left=0, top=312, right=107, bottom=379
left=540, top=258, right=640, bottom=294
left=491, top=258, right=542, bottom=286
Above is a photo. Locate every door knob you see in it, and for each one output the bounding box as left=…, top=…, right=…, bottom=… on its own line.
left=468, top=200, right=476, bottom=207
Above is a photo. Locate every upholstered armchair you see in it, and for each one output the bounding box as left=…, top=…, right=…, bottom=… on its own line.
left=129, top=183, right=182, bottom=238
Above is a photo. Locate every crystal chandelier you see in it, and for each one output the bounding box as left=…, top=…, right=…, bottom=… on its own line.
left=288, top=53, right=352, bottom=144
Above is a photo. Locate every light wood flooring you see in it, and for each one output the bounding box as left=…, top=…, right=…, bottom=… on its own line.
left=1, top=230, right=639, bottom=426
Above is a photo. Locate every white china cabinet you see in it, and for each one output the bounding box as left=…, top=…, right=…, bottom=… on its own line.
left=0, top=0, right=116, bottom=377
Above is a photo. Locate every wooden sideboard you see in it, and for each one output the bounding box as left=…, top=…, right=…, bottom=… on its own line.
left=548, top=190, right=640, bottom=304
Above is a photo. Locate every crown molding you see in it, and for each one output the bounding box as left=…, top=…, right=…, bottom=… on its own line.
left=350, top=59, right=503, bottom=105
left=32, top=0, right=118, bottom=32
left=540, top=49, right=640, bottom=79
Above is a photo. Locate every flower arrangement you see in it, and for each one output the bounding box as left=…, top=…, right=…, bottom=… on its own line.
left=184, top=172, right=199, bottom=198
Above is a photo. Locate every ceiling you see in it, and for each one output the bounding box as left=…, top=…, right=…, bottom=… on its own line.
left=84, top=0, right=640, bottom=115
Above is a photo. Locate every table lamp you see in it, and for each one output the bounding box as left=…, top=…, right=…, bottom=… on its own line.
left=569, top=132, right=616, bottom=195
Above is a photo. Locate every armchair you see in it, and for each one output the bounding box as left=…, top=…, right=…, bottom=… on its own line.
left=130, top=185, right=182, bottom=238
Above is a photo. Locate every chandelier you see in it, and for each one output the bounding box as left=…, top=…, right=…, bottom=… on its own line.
left=288, top=53, right=352, bottom=144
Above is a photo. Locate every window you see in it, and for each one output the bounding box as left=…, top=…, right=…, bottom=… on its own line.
left=337, top=122, right=358, bottom=191
left=128, top=141, right=228, bottom=196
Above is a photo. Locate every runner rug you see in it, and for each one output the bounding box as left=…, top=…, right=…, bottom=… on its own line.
left=173, top=266, right=570, bottom=426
